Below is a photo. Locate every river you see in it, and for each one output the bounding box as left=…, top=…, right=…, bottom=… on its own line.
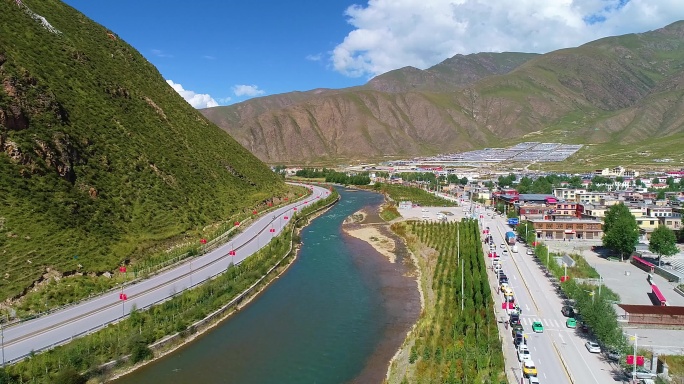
left=115, top=187, right=420, bottom=384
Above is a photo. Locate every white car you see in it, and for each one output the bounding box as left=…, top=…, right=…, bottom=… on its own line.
left=527, top=377, right=540, bottom=384
left=526, top=249, right=534, bottom=255
left=517, top=345, right=532, bottom=362
left=585, top=341, right=601, bottom=353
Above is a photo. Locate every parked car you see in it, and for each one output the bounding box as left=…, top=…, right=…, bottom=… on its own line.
left=561, top=305, right=575, bottom=317
left=517, top=345, right=532, bottom=362
left=606, top=349, right=620, bottom=362
left=634, top=368, right=657, bottom=379
left=585, top=341, right=601, bottom=353
left=511, top=323, right=524, bottom=337
left=526, top=249, right=534, bottom=255
left=510, top=312, right=521, bottom=326
left=527, top=376, right=540, bottom=384
left=566, top=318, right=577, bottom=328
left=522, top=360, right=537, bottom=377
left=532, top=321, right=544, bottom=333
left=514, top=331, right=524, bottom=346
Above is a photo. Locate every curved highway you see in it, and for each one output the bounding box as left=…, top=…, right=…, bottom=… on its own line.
left=2, top=184, right=332, bottom=364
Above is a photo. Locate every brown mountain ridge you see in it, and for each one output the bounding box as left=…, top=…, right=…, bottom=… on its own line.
left=201, top=21, right=684, bottom=164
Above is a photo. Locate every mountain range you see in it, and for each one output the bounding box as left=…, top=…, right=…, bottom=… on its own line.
left=202, top=21, right=684, bottom=165
left=0, top=0, right=284, bottom=299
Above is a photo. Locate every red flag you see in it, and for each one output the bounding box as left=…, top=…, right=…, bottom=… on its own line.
left=234, top=221, right=240, bottom=226
left=229, top=250, right=236, bottom=256
left=119, top=266, right=126, bottom=273
left=119, top=293, right=127, bottom=300
left=270, top=228, right=275, bottom=233
left=268, top=202, right=273, bottom=206
left=293, top=207, right=297, bottom=211
left=253, top=210, right=258, bottom=215
left=200, top=238, right=207, bottom=244
left=284, top=216, right=289, bottom=220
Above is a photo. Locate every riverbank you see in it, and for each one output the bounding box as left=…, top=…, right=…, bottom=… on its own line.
left=341, top=208, right=421, bottom=384
left=106, top=197, right=340, bottom=382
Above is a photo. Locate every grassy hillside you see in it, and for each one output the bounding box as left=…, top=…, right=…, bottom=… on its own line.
left=366, top=52, right=539, bottom=93
left=0, top=0, right=285, bottom=299
left=203, top=22, right=684, bottom=165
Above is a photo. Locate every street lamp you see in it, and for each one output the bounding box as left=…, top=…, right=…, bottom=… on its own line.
left=625, top=332, right=639, bottom=383
left=1, top=320, right=5, bottom=368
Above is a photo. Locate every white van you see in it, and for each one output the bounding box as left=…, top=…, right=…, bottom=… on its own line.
left=512, top=245, right=518, bottom=253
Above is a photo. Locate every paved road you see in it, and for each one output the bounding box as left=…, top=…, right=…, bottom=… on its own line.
left=464, top=202, right=626, bottom=384
left=1, top=184, right=331, bottom=364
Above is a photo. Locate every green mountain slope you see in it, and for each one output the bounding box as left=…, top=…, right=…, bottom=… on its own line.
left=0, top=0, right=284, bottom=299
left=202, top=21, right=684, bottom=165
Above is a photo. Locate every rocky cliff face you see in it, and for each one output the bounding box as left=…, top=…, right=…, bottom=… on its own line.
left=202, top=22, right=684, bottom=164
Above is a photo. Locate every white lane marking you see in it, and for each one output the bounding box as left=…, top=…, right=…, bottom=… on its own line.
left=559, top=334, right=565, bottom=344
left=526, top=304, right=530, bottom=311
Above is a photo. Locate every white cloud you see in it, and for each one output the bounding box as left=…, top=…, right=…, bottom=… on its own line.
left=151, top=49, right=173, bottom=58
left=166, top=80, right=219, bottom=109
left=232, top=84, right=265, bottom=97
left=332, top=0, right=684, bottom=78
left=306, top=53, right=322, bottom=61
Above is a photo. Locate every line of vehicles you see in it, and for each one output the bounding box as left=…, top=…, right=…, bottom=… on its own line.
left=488, top=234, right=541, bottom=384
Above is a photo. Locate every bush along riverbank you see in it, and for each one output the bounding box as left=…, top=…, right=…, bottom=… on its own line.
left=0, top=190, right=340, bottom=384
left=387, top=220, right=505, bottom=384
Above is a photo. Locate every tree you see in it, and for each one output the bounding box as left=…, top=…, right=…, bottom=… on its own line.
left=656, top=190, right=666, bottom=200
left=652, top=177, right=660, bottom=185
left=459, top=177, right=468, bottom=186
left=516, top=221, right=535, bottom=244
left=603, top=214, right=639, bottom=261
left=516, top=176, right=533, bottom=193
left=603, top=203, right=631, bottom=234
left=568, top=176, right=583, bottom=188
left=649, top=225, right=678, bottom=265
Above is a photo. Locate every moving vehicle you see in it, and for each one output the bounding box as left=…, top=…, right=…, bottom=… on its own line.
left=512, top=245, right=518, bottom=253
left=509, top=312, right=520, bottom=325
left=566, top=318, right=577, bottom=328
left=522, top=360, right=537, bottom=377
left=527, top=377, right=540, bottom=384
left=505, top=231, right=516, bottom=245
left=532, top=321, right=544, bottom=333
left=585, top=341, right=601, bottom=353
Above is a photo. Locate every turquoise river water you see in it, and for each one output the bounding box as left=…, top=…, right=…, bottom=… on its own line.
left=115, top=188, right=419, bottom=384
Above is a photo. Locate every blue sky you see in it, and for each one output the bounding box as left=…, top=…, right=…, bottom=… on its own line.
left=62, top=0, right=684, bottom=108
